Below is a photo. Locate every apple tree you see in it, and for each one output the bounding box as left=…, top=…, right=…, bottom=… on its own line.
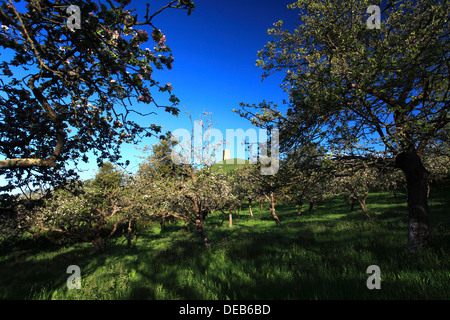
left=0, top=0, right=194, bottom=193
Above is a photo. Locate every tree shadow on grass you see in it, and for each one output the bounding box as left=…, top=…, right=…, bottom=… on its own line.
left=0, top=245, right=97, bottom=299
left=3, top=183, right=448, bottom=300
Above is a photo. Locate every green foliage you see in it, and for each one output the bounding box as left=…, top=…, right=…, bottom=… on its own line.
left=90, top=162, right=126, bottom=190
left=0, top=0, right=194, bottom=189
left=135, top=125, right=239, bottom=245
left=148, top=133, right=181, bottom=178
left=236, top=0, right=449, bottom=157
left=12, top=163, right=137, bottom=252
left=234, top=0, right=449, bottom=251
left=1, top=0, right=449, bottom=300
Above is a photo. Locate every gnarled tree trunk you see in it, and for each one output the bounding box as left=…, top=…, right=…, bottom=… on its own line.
left=395, top=147, right=430, bottom=252
left=195, top=212, right=210, bottom=247
left=358, top=192, right=370, bottom=220
left=266, top=192, right=281, bottom=227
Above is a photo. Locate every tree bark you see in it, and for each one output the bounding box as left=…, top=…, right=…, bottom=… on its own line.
left=267, top=192, right=281, bottom=226
left=395, top=147, right=430, bottom=252
left=350, top=197, right=357, bottom=211
left=126, top=217, right=135, bottom=249
left=308, top=199, right=315, bottom=213
left=229, top=209, right=233, bottom=227
left=248, top=199, right=254, bottom=219
left=92, top=237, right=105, bottom=253
left=195, top=212, right=210, bottom=247
left=297, top=200, right=303, bottom=217
left=0, top=158, right=58, bottom=169
left=358, top=193, right=370, bottom=220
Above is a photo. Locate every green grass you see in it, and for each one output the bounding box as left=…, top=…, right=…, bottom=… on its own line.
left=210, top=158, right=251, bottom=174
left=1, top=183, right=449, bottom=300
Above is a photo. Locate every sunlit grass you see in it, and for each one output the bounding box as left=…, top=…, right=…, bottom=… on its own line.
left=0, top=183, right=449, bottom=299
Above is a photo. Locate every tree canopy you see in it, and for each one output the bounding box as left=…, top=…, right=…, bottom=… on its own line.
left=234, top=0, right=449, bottom=251
left=237, top=0, right=449, bottom=158
left=0, top=0, right=194, bottom=191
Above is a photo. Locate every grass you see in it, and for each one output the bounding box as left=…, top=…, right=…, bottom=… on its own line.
left=0, top=183, right=449, bottom=300
left=210, top=158, right=251, bottom=174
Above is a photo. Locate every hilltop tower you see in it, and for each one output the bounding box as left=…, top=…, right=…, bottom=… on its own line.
left=223, top=149, right=231, bottom=162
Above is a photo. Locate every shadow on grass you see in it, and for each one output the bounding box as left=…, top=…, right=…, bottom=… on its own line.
left=1, top=183, right=449, bottom=299
left=0, top=244, right=96, bottom=299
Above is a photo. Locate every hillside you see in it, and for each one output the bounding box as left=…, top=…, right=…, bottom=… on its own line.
left=210, top=158, right=252, bottom=173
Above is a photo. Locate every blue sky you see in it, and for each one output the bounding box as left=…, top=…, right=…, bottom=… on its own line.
left=1, top=0, right=301, bottom=184
left=83, top=0, right=300, bottom=178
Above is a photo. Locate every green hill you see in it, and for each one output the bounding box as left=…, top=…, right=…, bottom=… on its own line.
left=210, top=158, right=252, bottom=173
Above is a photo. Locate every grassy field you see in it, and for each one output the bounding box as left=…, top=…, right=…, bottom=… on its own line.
left=210, top=158, right=251, bottom=173
left=0, top=183, right=449, bottom=300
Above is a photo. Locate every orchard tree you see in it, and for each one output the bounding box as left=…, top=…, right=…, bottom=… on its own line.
left=423, top=148, right=450, bottom=186
left=90, top=161, right=125, bottom=189
left=89, top=161, right=144, bottom=248
left=334, top=165, right=382, bottom=219
left=235, top=0, right=449, bottom=251
left=380, top=167, right=406, bottom=198
left=139, top=132, right=180, bottom=178
left=18, top=162, right=152, bottom=251
left=137, top=158, right=236, bottom=247
left=0, top=0, right=194, bottom=192
left=19, top=163, right=130, bottom=252
left=235, top=162, right=281, bottom=226
left=136, top=113, right=238, bottom=246
left=230, top=165, right=260, bottom=219
left=280, top=143, right=330, bottom=216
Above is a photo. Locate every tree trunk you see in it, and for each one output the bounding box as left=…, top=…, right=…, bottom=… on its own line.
left=248, top=199, right=254, bottom=219
left=350, top=197, right=357, bottom=211
left=260, top=199, right=263, bottom=211
left=297, top=200, right=303, bottom=217
left=270, top=207, right=281, bottom=227
left=358, top=193, right=370, bottom=220
left=195, top=213, right=210, bottom=247
left=92, top=237, right=105, bottom=253
left=160, top=215, right=166, bottom=229
left=308, top=199, right=315, bottom=213
left=268, top=192, right=281, bottom=226
left=395, top=148, right=430, bottom=252
left=126, top=217, right=135, bottom=249
left=344, top=195, right=350, bottom=205
left=229, top=209, right=233, bottom=227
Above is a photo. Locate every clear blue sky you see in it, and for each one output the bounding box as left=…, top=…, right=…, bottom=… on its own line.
left=80, top=0, right=300, bottom=179
left=1, top=0, right=301, bottom=184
